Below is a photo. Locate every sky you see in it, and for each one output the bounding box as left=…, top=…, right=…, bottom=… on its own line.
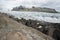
left=0, top=0, right=60, bottom=11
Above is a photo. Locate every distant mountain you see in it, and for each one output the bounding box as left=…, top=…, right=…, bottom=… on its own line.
left=12, top=6, right=58, bottom=13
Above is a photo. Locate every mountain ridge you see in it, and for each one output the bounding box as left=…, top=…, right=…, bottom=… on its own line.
left=12, top=6, right=58, bottom=13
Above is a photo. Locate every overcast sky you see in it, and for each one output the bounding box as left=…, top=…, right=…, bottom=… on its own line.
left=0, top=0, right=60, bottom=11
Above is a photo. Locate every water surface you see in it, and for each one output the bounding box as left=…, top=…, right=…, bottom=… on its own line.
left=0, top=10, right=60, bottom=23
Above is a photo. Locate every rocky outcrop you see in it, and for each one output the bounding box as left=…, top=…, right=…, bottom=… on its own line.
left=10, top=17, right=60, bottom=40
left=12, top=6, right=58, bottom=13
left=0, top=13, right=54, bottom=40
left=20, top=19, right=60, bottom=40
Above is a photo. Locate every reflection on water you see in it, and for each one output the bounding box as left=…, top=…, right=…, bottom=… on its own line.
left=0, top=10, right=60, bottom=23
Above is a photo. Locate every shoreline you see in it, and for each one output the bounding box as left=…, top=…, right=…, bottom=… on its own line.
left=8, top=14, right=60, bottom=39
left=0, top=12, right=55, bottom=40
left=0, top=12, right=60, bottom=40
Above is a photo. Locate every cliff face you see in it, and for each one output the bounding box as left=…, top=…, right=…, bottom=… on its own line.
left=0, top=13, right=54, bottom=40
left=12, top=6, right=58, bottom=13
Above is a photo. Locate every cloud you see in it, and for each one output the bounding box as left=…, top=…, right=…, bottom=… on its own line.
left=0, top=0, right=60, bottom=11
left=40, top=0, right=60, bottom=11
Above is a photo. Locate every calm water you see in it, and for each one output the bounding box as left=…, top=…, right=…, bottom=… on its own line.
left=0, top=10, right=60, bottom=23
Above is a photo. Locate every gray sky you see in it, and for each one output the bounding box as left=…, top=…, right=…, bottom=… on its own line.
left=0, top=0, right=60, bottom=11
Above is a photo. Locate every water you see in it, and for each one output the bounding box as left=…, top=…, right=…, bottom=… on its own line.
left=0, top=10, right=60, bottom=23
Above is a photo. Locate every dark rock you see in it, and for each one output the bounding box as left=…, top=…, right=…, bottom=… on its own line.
left=5, top=14, right=60, bottom=40
left=0, top=13, right=54, bottom=40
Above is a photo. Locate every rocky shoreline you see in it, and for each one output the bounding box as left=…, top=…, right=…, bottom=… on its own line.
left=8, top=14, right=60, bottom=40
left=1, top=12, right=60, bottom=40
left=0, top=12, right=55, bottom=40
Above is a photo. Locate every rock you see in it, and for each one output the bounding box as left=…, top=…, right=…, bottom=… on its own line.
left=18, top=18, right=60, bottom=40
left=0, top=13, right=54, bottom=40
left=6, top=32, right=27, bottom=40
